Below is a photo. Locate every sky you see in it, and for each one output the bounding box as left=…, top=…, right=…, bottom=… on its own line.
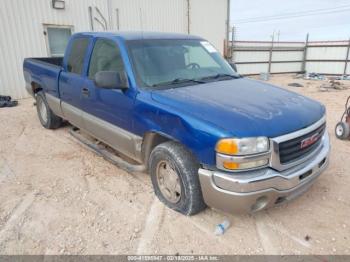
left=230, top=0, right=350, bottom=41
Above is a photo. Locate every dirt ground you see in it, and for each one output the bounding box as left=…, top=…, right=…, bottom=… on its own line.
left=0, top=74, right=350, bottom=255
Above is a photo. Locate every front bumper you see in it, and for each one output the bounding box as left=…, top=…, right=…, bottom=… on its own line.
left=198, top=132, right=330, bottom=214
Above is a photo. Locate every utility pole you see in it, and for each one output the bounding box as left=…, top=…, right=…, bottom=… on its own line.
left=277, top=30, right=280, bottom=42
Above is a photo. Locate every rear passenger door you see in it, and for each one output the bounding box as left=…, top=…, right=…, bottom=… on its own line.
left=82, top=38, right=138, bottom=160
left=59, top=37, right=91, bottom=128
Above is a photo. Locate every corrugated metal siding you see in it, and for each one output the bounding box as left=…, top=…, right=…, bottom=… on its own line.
left=305, top=46, right=348, bottom=74
left=110, top=0, right=187, bottom=33
left=1, top=0, right=228, bottom=99
left=237, top=63, right=268, bottom=75
left=272, top=51, right=303, bottom=61
left=110, top=0, right=227, bottom=53
left=234, top=41, right=304, bottom=48
left=307, top=46, right=348, bottom=60
left=306, top=62, right=345, bottom=74
left=234, top=52, right=270, bottom=63
left=232, top=40, right=350, bottom=75
left=271, top=62, right=302, bottom=73
left=0, top=0, right=108, bottom=99
left=190, top=0, right=227, bottom=53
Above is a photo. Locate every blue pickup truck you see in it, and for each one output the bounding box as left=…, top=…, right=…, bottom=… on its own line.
left=23, top=32, right=330, bottom=215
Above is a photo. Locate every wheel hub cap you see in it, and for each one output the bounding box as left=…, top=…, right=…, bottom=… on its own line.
left=38, top=98, right=48, bottom=124
left=336, top=125, right=344, bottom=136
left=156, top=161, right=181, bottom=203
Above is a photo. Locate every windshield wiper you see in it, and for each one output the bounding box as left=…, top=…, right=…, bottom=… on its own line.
left=200, top=73, right=242, bottom=81
left=152, top=78, right=205, bottom=87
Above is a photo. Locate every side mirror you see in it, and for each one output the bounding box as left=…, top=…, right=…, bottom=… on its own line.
left=94, top=71, right=129, bottom=90
left=229, top=62, right=237, bottom=72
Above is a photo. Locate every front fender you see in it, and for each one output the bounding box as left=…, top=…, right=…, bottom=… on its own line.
left=133, top=92, right=229, bottom=167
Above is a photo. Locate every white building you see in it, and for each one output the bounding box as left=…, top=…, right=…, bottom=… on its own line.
left=0, top=0, right=230, bottom=99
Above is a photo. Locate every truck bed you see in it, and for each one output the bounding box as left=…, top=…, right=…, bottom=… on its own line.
left=25, top=57, right=63, bottom=67
left=23, top=57, right=64, bottom=97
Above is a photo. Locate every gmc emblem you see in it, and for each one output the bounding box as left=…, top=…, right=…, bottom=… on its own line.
left=300, top=133, right=320, bottom=149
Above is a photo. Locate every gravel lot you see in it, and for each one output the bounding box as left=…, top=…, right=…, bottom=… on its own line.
left=0, top=74, right=349, bottom=255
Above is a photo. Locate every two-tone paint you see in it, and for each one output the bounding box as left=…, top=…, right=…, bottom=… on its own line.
left=23, top=32, right=330, bottom=214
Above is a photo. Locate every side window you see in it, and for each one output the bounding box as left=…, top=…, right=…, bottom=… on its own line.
left=88, top=39, right=125, bottom=79
left=66, top=38, right=90, bottom=74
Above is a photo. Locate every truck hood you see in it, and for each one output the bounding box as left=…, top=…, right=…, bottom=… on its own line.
left=150, top=78, right=325, bottom=138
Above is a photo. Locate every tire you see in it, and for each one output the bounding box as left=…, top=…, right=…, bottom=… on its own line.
left=149, top=141, right=206, bottom=215
left=335, top=121, right=350, bottom=140
left=35, top=91, right=62, bottom=129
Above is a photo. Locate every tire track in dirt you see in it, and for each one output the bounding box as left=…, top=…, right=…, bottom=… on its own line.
left=254, top=211, right=311, bottom=254
left=0, top=192, right=35, bottom=246
left=136, top=197, right=165, bottom=254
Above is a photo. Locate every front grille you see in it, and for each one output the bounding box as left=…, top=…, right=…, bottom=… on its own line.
left=279, top=123, right=326, bottom=164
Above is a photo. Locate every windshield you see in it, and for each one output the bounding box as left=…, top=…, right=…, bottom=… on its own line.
left=126, top=39, right=239, bottom=88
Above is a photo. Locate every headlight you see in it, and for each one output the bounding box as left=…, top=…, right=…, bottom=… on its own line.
left=216, top=137, right=269, bottom=155
left=216, top=137, right=270, bottom=171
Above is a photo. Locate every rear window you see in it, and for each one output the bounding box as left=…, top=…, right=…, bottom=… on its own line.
left=67, top=38, right=90, bottom=75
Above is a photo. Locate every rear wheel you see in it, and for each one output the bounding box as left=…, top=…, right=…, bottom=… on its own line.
left=36, top=92, right=62, bottom=129
left=149, top=141, right=206, bottom=215
left=335, top=121, right=350, bottom=140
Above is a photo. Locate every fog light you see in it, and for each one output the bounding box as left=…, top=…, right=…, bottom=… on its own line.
left=239, top=159, right=268, bottom=169
left=222, top=159, right=268, bottom=170
left=251, top=196, right=268, bottom=212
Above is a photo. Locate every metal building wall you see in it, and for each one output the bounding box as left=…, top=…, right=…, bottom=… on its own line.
left=109, top=0, right=228, bottom=52
left=0, top=0, right=228, bottom=99
left=189, top=0, right=228, bottom=53
left=109, top=0, right=188, bottom=33
left=0, top=0, right=109, bottom=99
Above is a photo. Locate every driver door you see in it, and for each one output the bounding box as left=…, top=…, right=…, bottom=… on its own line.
left=81, top=38, right=137, bottom=160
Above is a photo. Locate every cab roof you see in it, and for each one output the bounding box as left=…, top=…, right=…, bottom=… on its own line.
left=74, top=31, right=203, bottom=41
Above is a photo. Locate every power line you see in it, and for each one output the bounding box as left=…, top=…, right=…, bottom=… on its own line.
left=233, top=5, right=350, bottom=24
left=233, top=4, right=350, bottom=22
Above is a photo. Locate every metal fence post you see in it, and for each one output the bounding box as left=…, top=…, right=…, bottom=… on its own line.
left=230, top=26, right=235, bottom=60
left=301, top=33, right=309, bottom=73
left=344, top=38, right=350, bottom=75
left=268, top=33, right=275, bottom=74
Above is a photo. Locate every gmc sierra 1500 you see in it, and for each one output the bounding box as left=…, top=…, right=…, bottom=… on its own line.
left=23, top=32, right=330, bottom=215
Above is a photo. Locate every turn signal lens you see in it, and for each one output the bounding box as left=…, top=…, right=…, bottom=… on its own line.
left=216, top=137, right=269, bottom=156
left=223, top=161, right=239, bottom=170
left=216, top=139, right=238, bottom=155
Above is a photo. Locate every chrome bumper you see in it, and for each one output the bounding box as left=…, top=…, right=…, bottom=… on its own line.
left=198, top=132, right=330, bottom=214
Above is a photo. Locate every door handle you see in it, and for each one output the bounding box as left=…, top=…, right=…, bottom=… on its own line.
left=82, top=87, right=90, bottom=97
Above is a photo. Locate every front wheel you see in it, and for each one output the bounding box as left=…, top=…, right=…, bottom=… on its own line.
left=149, top=141, right=206, bottom=215
left=36, top=92, right=62, bottom=129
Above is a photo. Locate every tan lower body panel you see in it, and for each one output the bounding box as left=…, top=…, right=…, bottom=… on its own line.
left=47, top=97, right=142, bottom=163
left=45, top=93, right=64, bottom=118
